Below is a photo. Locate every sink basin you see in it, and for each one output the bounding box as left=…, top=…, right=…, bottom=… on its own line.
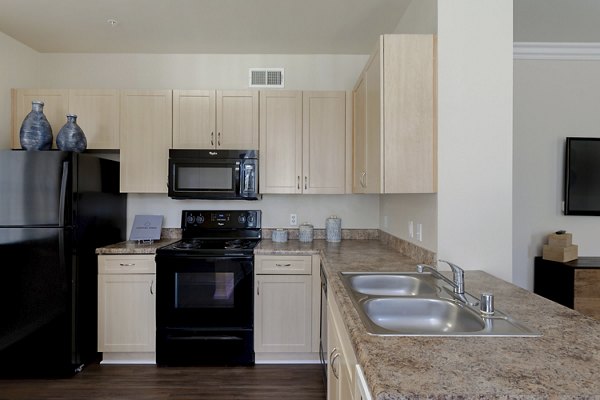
left=362, top=297, right=485, bottom=334
left=339, top=271, right=541, bottom=337
left=342, top=272, right=438, bottom=296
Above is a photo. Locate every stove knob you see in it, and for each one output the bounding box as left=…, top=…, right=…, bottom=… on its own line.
left=195, top=215, right=205, bottom=224
left=247, top=213, right=255, bottom=226
left=238, top=215, right=246, bottom=224
left=186, top=215, right=195, bottom=224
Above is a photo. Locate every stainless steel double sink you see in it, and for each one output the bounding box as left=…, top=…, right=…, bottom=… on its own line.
left=339, top=272, right=541, bottom=337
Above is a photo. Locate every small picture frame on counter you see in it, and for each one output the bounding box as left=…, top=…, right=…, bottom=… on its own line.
left=129, top=215, right=163, bottom=243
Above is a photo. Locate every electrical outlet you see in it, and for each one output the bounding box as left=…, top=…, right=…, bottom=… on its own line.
left=416, top=223, right=423, bottom=242
left=409, top=221, right=414, bottom=238
left=289, top=214, right=297, bottom=226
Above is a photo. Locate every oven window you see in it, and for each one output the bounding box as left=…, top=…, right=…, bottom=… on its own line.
left=176, top=166, right=233, bottom=190
left=175, top=272, right=235, bottom=308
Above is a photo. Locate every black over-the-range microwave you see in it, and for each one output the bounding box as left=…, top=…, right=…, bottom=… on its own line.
left=167, top=149, right=260, bottom=200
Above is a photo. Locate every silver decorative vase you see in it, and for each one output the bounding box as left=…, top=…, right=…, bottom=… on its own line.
left=19, top=100, right=53, bottom=150
left=56, top=114, right=87, bottom=153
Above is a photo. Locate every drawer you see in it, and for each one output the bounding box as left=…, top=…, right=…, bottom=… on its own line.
left=98, top=255, right=156, bottom=274
left=255, top=255, right=312, bottom=275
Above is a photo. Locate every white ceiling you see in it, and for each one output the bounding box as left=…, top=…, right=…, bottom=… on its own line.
left=0, top=0, right=599, bottom=55
left=0, top=0, right=411, bottom=54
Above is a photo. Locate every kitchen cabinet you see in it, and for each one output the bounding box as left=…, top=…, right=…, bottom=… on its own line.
left=352, top=34, right=437, bottom=194
left=68, top=89, right=120, bottom=149
left=534, top=256, right=600, bottom=320
left=355, top=365, right=373, bottom=400
left=327, top=286, right=358, bottom=400
left=97, top=255, right=156, bottom=364
left=119, top=89, right=172, bottom=193
left=254, top=254, right=321, bottom=362
left=259, top=90, right=350, bottom=194
left=12, top=89, right=120, bottom=150
left=12, top=89, right=69, bottom=149
left=173, top=90, right=258, bottom=149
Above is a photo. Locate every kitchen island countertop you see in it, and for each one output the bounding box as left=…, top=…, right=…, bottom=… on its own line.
left=256, top=239, right=600, bottom=400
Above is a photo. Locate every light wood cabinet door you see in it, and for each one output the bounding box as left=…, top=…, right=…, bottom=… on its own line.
left=254, top=274, right=313, bottom=353
left=382, top=34, right=436, bottom=193
left=11, top=89, right=69, bottom=149
left=119, top=90, right=172, bottom=193
left=98, top=273, right=156, bottom=353
left=259, top=90, right=303, bottom=194
left=364, top=47, right=382, bottom=194
left=172, top=90, right=216, bottom=148
left=302, top=91, right=347, bottom=194
left=352, top=76, right=367, bottom=193
left=216, top=90, right=259, bottom=149
left=68, top=89, right=120, bottom=149
left=327, top=288, right=358, bottom=400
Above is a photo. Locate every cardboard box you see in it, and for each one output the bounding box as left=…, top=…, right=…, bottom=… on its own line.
left=542, top=244, right=578, bottom=262
left=548, top=233, right=572, bottom=248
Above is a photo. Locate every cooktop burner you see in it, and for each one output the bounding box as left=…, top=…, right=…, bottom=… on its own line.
left=156, top=210, right=262, bottom=257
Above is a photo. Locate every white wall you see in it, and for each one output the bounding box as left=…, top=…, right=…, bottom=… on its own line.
left=127, top=194, right=379, bottom=234
left=37, top=53, right=367, bottom=90
left=393, top=0, right=437, bottom=35
left=0, top=32, right=40, bottom=149
left=437, top=0, right=513, bottom=280
left=513, top=59, right=600, bottom=289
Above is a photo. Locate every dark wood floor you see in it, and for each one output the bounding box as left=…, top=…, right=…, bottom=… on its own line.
left=0, top=363, right=326, bottom=400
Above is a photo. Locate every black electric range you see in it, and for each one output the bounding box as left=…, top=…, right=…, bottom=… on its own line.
left=155, top=210, right=261, bottom=366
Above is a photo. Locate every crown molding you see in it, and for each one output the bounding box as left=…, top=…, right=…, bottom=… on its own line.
left=514, top=42, right=600, bottom=60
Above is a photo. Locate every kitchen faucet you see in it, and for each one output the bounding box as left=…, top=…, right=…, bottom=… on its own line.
left=417, top=260, right=478, bottom=306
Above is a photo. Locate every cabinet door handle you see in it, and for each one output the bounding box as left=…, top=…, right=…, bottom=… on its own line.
left=304, top=176, right=308, bottom=190
left=217, top=132, right=221, bottom=146
left=119, top=263, right=135, bottom=267
left=331, top=353, right=341, bottom=379
left=257, top=280, right=260, bottom=296
left=297, top=176, right=300, bottom=190
left=360, top=171, right=366, bottom=188
left=275, top=263, right=292, bottom=267
left=150, top=280, right=154, bottom=295
left=329, top=347, right=337, bottom=364
left=211, top=131, right=214, bottom=146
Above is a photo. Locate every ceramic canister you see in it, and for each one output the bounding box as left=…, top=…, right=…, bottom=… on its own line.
left=272, top=229, right=288, bottom=243
left=299, top=223, right=314, bottom=242
left=325, top=215, right=341, bottom=242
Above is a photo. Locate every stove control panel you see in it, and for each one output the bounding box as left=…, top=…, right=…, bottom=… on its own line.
left=181, top=210, right=261, bottom=229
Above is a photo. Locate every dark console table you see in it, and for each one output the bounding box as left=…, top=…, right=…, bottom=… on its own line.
left=534, top=256, right=600, bottom=320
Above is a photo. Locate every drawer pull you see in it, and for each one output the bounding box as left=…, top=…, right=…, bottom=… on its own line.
left=119, top=263, right=135, bottom=266
left=331, top=353, right=341, bottom=379
left=275, top=263, right=292, bottom=267
left=150, top=280, right=154, bottom=295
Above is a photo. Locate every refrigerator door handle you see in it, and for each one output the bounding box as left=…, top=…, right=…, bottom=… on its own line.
left=59, top=161, right=70, bottom=227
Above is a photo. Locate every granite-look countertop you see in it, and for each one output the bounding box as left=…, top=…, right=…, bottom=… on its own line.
left=257, top=239, right=600, bottom=399
left=95, top=238, right=179, bottom=255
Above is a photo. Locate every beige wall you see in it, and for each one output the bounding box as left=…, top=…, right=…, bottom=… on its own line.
left=513, top=59, right=600, bottom=289
left=437, top=0, right=513, bottom=280
left=0, top=32, right=40, bottom=149
left=393, top=0, right=437, bottom=34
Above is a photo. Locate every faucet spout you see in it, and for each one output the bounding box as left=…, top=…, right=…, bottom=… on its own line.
left=416, top=261, right=478, bottom=306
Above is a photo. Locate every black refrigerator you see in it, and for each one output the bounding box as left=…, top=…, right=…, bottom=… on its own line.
left=0, top=150, right=127, bottom=378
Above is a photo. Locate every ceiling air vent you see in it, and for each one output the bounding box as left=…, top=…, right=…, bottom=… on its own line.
left=249, top=68, right=284, bottom=88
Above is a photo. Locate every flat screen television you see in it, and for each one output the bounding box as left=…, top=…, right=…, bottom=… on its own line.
left=564, top=137, right=600, bottom=215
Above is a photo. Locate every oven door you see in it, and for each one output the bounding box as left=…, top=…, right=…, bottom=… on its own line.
left=156, top=255, right=254, bottom=329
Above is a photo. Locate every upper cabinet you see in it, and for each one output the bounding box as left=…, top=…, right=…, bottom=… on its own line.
left=353, top=34, right=437, bottom=194
left=12, top=89, right=120, bottom=150
left=119, top=90, right=172, bottom=193
left=173, top=90, right=258, bottom=150
left=260, top=90, right=350, bottom=194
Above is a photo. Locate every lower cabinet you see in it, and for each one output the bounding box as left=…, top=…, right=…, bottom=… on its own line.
left=97, top=254, right=156, bottom=364
left=327, top=292, right=357, bottom=400
left=254, top=254, right=321, bottom=362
